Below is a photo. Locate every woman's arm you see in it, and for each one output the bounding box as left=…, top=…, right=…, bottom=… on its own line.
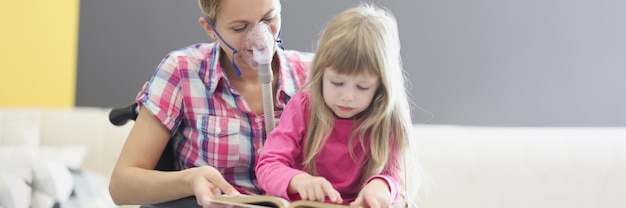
left=108, top=107, right=237, bottom=206
left=109, top=107, right=190, bottom=204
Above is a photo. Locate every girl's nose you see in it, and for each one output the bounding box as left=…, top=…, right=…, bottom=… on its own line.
left=341, top=90, right=354, bottom=102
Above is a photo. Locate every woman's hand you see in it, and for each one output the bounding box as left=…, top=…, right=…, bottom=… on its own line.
left=350, top=178, right=392, bottom=208
left=288, top=173, right=343, bottom=204
left=187, top=166, right=240, bottom=208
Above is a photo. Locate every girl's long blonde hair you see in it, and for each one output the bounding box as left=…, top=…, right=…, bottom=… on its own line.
left=302, top=4, right=413, bottom=185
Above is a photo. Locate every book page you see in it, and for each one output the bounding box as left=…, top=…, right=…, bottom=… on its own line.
left=211, top=195, right=290, bottom=208
left=289, top=200, right=354, bottom=208
left=208, top=199, right=275, bottom=208
left=211, top=195, right=356, bottom=208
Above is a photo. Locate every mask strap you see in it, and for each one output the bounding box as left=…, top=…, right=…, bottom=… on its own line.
left=276, top=29, right=285, bottom=50
left=205, top=17, right=242, bottom=76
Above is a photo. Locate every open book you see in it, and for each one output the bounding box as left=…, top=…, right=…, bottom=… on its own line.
left=210, top=195, right=355, bottom=208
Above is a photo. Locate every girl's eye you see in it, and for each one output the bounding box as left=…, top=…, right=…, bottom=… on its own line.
left=357, top=86, right=370, bottom=90
left=331, top=81, right=343, bottom=86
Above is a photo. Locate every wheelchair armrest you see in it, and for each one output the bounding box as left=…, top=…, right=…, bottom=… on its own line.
left=109, top=102, right=139, bottom=126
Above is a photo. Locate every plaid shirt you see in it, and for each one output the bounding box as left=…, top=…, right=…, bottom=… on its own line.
left=136, top=42, right=312, bottom=194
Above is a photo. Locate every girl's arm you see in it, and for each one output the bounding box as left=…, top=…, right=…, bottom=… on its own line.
left=353, top=140, right=403, bottom=207
left=370, top=143, right=402, bottom=200
left=351, top=147, right=402, bottom=208
left=255, top=92, right=310, bottom=199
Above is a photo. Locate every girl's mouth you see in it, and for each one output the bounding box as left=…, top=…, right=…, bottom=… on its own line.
left=338, top=106, right=353, bottom=111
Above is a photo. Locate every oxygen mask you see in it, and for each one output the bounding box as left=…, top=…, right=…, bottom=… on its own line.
left=240, top=22, right=275, bottom=69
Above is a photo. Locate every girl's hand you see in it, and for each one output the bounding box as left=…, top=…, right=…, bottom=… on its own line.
left=288, top=173, right=343, bottom=203
left=186, top=166, right=240, bottom=208
left=350, top=178, right=392, bottom=208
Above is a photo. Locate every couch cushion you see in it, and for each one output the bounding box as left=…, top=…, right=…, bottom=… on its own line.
left=38, top=107, right=120, bottom=177
left=0, top=146, right=34, bottom=208
left=414, top=125, right=626, bottom=208
left=0, top=108, right=41, bottom=147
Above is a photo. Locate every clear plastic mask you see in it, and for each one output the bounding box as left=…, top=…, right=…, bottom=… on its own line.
left=243, top=22, right=275, bottom=66
left=206, top=18, right=276, bottom=76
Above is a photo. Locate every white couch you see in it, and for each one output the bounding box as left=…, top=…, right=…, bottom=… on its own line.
left=412, top=125, right=626, bottom=208
left=0, top=107, right=131, bottom=208
left=1, top=107, right=625, bottom=208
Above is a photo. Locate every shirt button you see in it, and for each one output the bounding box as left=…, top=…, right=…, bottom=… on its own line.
left=215, top=128, right=221, bottom=133
left=255, top=117, right=261, bottom=123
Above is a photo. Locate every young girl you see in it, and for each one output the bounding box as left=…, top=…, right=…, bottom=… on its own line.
left=256, top=4, right=414, bottom=208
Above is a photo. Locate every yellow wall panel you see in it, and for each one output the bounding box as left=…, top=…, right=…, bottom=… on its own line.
left=0, top=0, right=80, bottom=107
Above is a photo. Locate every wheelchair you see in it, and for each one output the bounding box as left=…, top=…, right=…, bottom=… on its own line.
left=109, top=102, right=200, bottom=208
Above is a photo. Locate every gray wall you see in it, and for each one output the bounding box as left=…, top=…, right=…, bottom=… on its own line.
left=77, top=0, right=626, bottom=127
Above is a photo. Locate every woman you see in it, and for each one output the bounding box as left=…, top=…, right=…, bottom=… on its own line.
left=108, top=0, right=312, bottom=207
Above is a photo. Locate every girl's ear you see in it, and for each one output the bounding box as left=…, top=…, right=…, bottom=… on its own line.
left=199, top=17, right=218, bottom=41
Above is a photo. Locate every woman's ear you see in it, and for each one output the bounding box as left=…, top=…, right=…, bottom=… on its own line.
left=199, top=17, right=217, bottom=41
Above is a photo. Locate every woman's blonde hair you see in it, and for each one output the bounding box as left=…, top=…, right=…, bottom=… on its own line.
left=198, top=0, right=281, bottom=26
left=197, top=0, right=223, bottom=25
left=302, top=4, right=413, bottom=186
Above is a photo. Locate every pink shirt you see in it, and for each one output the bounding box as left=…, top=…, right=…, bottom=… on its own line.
left=136, top=42, right=312, bottom=194
left=256, top=91, right=400, bottom=204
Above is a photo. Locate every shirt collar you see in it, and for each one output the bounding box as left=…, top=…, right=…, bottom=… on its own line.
left=275, top=47, right=299, bottom=106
